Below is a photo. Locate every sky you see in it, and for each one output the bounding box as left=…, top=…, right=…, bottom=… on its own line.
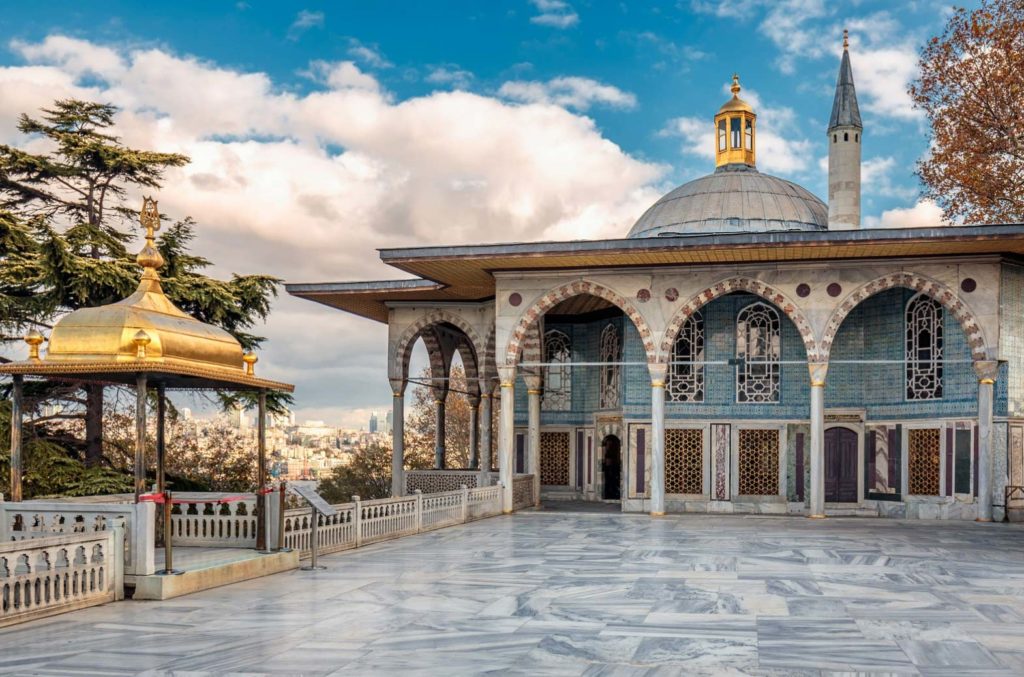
left=0, top=0, right=971, bottom=428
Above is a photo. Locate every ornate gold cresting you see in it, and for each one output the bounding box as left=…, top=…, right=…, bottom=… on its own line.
left=24, top=330, right=44, bottom=360
left=714, top=74, right=756, bottom=168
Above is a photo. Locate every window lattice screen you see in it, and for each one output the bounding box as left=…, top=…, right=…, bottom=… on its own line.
left=540, top=432, right=570, bottom=486
left=908, top=428, right=941, bottom=496
left=666, top=429, right=703, bottom=494
left=737, top=429, right=779, bottom=496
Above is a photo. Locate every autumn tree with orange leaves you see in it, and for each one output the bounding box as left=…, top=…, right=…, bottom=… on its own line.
left=911, top=0, right=1024, bottom=224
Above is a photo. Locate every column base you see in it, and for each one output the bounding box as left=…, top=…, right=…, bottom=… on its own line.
left=976, top=517, right=993, bottom=523
left=650, top=511, right=666, bottom=517
left=807, top=514, right=827, bottom=519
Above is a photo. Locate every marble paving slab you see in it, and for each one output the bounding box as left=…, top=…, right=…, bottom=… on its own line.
left=5, top=512, right=1024, bottom=675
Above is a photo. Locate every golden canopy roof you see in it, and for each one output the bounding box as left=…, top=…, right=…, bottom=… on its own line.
left=0, top=198, right=293, bottom=392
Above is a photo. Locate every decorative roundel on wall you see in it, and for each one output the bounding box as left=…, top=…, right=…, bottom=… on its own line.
left=664, top=287, right=679, bottom=302
left=508, top=292, right=522, bottom=307
left=826, top=283, right=842, bottom=298
left=796, top=283, right=811, bottom=298
left=961, top=278, right=977, bottom=293
left=637, top=289, right=651, bottom=302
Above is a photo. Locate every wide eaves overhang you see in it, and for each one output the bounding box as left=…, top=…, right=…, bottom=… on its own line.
left=286, top=224, right=1024, bottom=323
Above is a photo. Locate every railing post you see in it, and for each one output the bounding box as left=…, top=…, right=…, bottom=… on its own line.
left=352, top=495, right=362, bottom=548
left=112, top=520, right=126, bottom=601
left=133, top=501, right=156, bottom=576
left=461, top=484, right=469, bottom=523
left=0, top=503, right=8, bottom=542
left=414, top=490, right=423, bottom=533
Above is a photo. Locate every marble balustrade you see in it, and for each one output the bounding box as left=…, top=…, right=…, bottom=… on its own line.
left=282, top=482, right=526, bottom=558
left=0, top=501, right=155, bottom=576
left=169, top=498, right=259, bottom=548
left=0, top=529, right=122, bottom=628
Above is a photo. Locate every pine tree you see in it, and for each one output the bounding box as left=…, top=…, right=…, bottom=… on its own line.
left=0, top=99, right=289, bottom=478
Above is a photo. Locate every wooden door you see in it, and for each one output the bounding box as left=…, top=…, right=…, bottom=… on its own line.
left=825, top=428, right=859, bottom=503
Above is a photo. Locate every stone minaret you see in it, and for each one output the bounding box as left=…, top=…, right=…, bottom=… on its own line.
left=827, top=30, right=862, bottom=229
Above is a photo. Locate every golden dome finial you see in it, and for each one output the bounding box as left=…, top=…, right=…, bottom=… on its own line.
left=242, top=351, right=258, bottom=376
left=136, top=196, right=165, bottom=280
left=731, top=73, right=741, bottom=97
left=25, top=329, right=45, bottom=361
left=133, top=330, right=151, bottom=359
left=843, top=29, right=849, bottom=50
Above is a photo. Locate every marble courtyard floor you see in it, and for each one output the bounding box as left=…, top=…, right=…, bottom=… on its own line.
left=4, top=512, right=1024, bottom=676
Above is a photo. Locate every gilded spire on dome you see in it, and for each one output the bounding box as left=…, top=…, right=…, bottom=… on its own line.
left=715, top=73, right=756, bottom=169
left=137, top=196, right=165, bottom=281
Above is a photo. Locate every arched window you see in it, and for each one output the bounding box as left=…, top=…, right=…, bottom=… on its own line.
left=744, top=119, right=753, bottom=151
left=543, top=329, right=572, bottom=411
left=833, top=134, right=837, bottom=143
left=736, top=302, right=781, bottom=403
left=906, top=295, right=943, bottom=400
left=844, top=132, right=849, bottom=142
left=855, top=133, right=859, bottom=142
left=730, top=117, right=741, bottom=148
left=599, top=324, right=620, bottom=409
left=668, top=311, right=705, bottom=403
left=718, top=120, right=727, bottom=152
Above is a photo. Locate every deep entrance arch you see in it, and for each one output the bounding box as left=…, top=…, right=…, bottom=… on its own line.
left=601, top=435, right=622, bottom=500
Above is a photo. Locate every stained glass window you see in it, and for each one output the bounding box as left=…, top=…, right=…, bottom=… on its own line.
left=736, top=302, right=781, bottom=403
left=542, top=329, right=571, bottom=411
left=668, top=311, right=704, bottom=403
left=599, top=324, right=620, bottom=409
left=906, top=295, right=943, bottom=400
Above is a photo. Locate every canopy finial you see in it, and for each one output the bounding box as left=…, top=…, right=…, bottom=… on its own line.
left=136, top=197, right=165, bottom=280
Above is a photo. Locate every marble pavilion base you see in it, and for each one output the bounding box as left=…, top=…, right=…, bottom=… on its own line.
left=129, top=547, right=298, bottom=600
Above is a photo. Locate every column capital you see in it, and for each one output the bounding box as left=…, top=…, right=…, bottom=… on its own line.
left=523, top=374, right=542, bottom=391
left=389, top=378, right=407, bottom=397
left=497, top=364, right=516, bottom=387
left=468, top=397, right=481, bottom=408
left=647, top=361, right=668, bottom=384
left=973, top=360, right=999, bottom=384
left=807, top=361, right=829, bottom=387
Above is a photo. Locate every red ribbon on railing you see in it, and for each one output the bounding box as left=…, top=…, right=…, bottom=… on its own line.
left=138, top=493, right=255, bottom=505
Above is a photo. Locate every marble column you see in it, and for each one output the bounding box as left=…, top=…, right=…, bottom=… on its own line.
left=524, top=375, right=542, bottom=507
left=256, top=390, right=268, bottom=552
left=434, top=396, right=446, bottom=469
left=9, top=375, right=23, bottom=502
left=975, top=360, right=999, bottom=522
left=808, top=362, right=828, bottom=519
left=479, top=388, right=493, bottom=472
left=390, top=379, right=406, bottom=496
left=498, top=366, right=516, bottom=512
left=468, top=397, right=480, bottom=469
left=649, top=363, right=667, bottom=516
left=135, top=373, right=148, bottom=502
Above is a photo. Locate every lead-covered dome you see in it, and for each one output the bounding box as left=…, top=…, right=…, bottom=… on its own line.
left=627, top=165, right=828, bottom=238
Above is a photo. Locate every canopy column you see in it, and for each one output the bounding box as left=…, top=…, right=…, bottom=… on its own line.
left=498, top=365, right=516, bottom=512
left=479, top=383, right=494, bottom=472
left=524, top=375, right=542, bottom=507
left=156, top=386, right=167, bottom=494
left=9, top=375, right=23, bottom=502
left=468, top=397, right=480, bottom=469
left=648, top=363, right=667, bottom=516
left=390, top=378, right=407, bottom=496
left=975, top=360, right=999, bottom=522
left=256, top=390, right=268, bottom=551
left=808, top=362, right=828, bottom=519
left=135, top=373, right=148, bottom=502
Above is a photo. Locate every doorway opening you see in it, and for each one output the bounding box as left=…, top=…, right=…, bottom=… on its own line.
left=601, top=435, right=622, bottom=500
left=825, top=427, right=859, bottom=503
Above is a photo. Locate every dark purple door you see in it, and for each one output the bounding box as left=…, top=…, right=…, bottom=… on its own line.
left=825, top=428, right=859, bottom=503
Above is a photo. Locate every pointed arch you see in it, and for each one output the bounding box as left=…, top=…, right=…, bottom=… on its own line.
left=820, top=272, right=989, bottom=362
left=661, top=277, right=818, bottom=361
left=392, top=310, right=484, bottom=383
left=504, top=280, right=656, bottom=365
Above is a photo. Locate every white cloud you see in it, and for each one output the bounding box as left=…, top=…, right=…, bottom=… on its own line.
left=288, top=10, right=324, bottom=40
left=860, top=155, right=918, bottom=200
left=498, top=76, right=636, bottom=111
left=425, top=65, right=473, bottom=90
left=529, top=0, right=579, bottom=28
left=863, top=199, right=944, bottom=229
left=1, top=35, right=665, bottom=423
left=346, top=38, right=392, bottom=69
